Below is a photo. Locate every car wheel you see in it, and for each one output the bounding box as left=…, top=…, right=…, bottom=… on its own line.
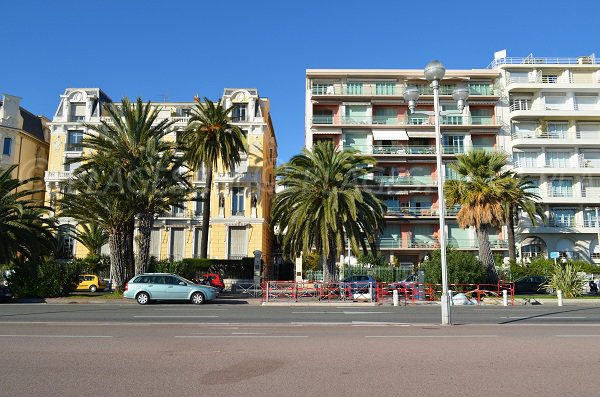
left=136, top=292, right=150, bottom=305
left=89, top=285, right=97, bottom=293
left=191, top=291, right=205, bottom=305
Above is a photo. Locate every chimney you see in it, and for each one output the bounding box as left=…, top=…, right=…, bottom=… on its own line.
left=0, top=94, right=24, bottom=129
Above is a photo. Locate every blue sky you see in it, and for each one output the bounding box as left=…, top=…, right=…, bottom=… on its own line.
left=4, top=0, right=600, bottom=163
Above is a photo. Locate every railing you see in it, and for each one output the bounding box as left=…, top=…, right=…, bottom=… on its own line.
left=488, top=55, right=597, bottom=68
left=371, top=175, right=436, bottom=186
left=171, top=116, right=190, bottom=123
left=373, top=239, right=506, bottom=249
left=385, top=206, right=460, bottom=216
left=314, top=115, right=502, bottom=126
left=215, top=172, right=260, bottom=182
left=343, top=144, right=500, bottom=155
left=512, top=160, right=591, bottom=169
left=510, top=102, right=600, bottom=112
left=64, top=143, right=83, bottom=152
left=69, top=116, right=85, bottom=122
left=447, top=239, right=508, bottom=249
left=312, top=83, right=495, bottom=96
left=44, top=171, right=73, bottom=180
left=511, top=131, right=600, bottom=140
left=231, top=210, right=245, bottom=217
left=583, top=220, right=600, bottom=228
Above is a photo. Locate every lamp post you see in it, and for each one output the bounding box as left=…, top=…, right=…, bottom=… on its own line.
left=403, top=60, right=469, bottom=325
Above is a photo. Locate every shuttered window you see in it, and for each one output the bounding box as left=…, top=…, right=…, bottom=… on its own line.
left=169, top=228, right=185, bottom=261
left=228, top=226, right=247, bottom=259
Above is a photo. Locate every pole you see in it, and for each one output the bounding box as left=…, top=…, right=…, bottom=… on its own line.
left=433, top=80, right=451, bottom=325
left=596, top=208, right=600, bottom=259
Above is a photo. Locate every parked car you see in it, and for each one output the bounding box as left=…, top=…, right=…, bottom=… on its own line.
left=513, top=276, right=548, bottom=294
left=198, top=273, right=225, bottom=292
left=123, top=273, right=218, bottom=305
left=74, top=274, right=107, bottom=293
left=0, top=284, right=13, bottom=303
left=388, top=274, right=419, bottom=292
left=341, top=275, right=378, bottom=299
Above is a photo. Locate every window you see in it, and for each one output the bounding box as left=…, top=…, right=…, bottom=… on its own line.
left=575, top=94, right=598, bottom=111
left=57, top=225, right=75, bottom=259
left=507, top=71, right=529, bottom=84
left=169, top=228, right=185, bottom=261
left=470, top=108, right=493, bottom=125
left=343, top=133, right=368, bottom=152
left=547, top=122, right=568, bottom=138
left=228, top=226, right=247, bottom=259
left=544, top=94, right=567, bottom=110
left=514, top=151, right=538, bottom=168
left=149, top=228, right=161, bottom=259
left=232, top=187, right=245, bottom=216
left=346, top=82, right=363, bottom=95
left=443, top=135, right=464, bottom=154
left=70, top=103, right=86, bottom=122
left=171, top=203, right=186, bottom=217
left=577, top=123, right=600, bottom=138
left=550, top=179, right=573, bottom=197
left=232, top=104, right=247, bottom=122
left=194, top=192, right=204, bottom=216
left=313, top=109, right=334, bottom=124
left=344, top=105, right=368, bottom=124
left=193, top=228, right=203, bottom=258
left=373, top=108, right=397, bottom=125
left=66, top=130, right=83, bottom=152
left=541, top=74, right=558, bottom=83
left=583, top=208, right=599, bottom=228
left=375, top=82, right=395, bottom=95
left=468, top=82, right=491, bottom=95
left=2, top=137, right=12, bottom=156
left=549, top=208, right=576, bottom=227
left=546, top=151, right=571, bottom=168
left=524, top=178, right=540, bottom=195
left=312, top=83, right=334, bottom=95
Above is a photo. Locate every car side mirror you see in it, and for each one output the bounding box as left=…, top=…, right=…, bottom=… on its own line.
left=179, top=282, right=186, bottom=286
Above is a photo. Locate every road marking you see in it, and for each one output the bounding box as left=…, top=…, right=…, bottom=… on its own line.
left=542, top=316, right=587, bottom=319
left=231, top=332, right=265, bottom=335
left=366, top=335, right=498, bottom=338
left=133, top=316, right=219, bottom=318
left=153, top=308, right=228, bottom=311
left=0, top=334, right=112, bottom=338
left=175, top=335, right=308, bottom=338
left=500, top=316, right=529, bottom=319
left=291, top=311, right=392, bottom=314
left=556, top=335, right=600, bottom=338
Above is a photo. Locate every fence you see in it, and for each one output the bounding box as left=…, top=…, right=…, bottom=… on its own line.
left=262, top=281, right=515, bottom=305
left=305, top=266, right=414, bottom=283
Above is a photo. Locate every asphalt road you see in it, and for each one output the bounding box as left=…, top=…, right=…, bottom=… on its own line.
left=1, top=301, right=599, bottom=396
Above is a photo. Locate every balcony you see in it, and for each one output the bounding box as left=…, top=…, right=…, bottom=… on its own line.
left=311, top=83, right=496, bottom=97
left=512, top=131, right=600, bottom=142
left=64, top=143, right=83, bottom=152
left=372, top=175, right=436, bottom=186
left=385, top=206, right=460, bottom=216
left=214, top=172, right=260, bottom=183
left=510, top=101, right=600, bottom=113
left=343, top=144, right=500, bottom=156
left=447, top=239, right=508, bottom=249
left=489, top=55, right=598, bottom=68
left=44, top=171, right=73, bottom=182
left=313, top=115, right=502, bottom=127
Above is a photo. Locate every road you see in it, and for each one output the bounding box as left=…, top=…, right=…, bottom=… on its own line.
left=1, top=301, right=599, bottom=396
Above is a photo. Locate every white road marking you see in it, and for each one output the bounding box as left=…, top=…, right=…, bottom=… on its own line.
left=556, top=335, right=600, bottom=337
left=500, top=316, right=529, bottom=319
left=175, top=335, right=308, bottom=338
left=366, top=335, right=498, bottom=338
left=133, top=316, right=219, bottom=318
left=291, top=311, right=392, bottom=314
left=501, top=316, right=587, bottom=320
left=0, top=334, right=112, bottom=338
left=231, top=332, right=265, bottom=335
left=153, top=308, right=228, bottom=311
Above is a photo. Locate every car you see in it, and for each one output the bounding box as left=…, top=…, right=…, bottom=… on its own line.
left=388, top=274, right=419, bottom=292
left=123, top=273, right=218, bottom=305
left=341, top=275, right=378, bottom=300
left=195, top=273, right=225, bottom=292
left=513, top=276, right=548, bottom=294
left=74, top=274, right=107, bottom=292
left=0, top=284, right=13, bottom=303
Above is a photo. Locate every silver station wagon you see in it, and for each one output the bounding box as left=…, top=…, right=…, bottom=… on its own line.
left=124, top=273, right=218, bottom=305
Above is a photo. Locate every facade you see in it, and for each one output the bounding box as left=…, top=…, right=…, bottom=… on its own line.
left=492, top=52, right=600, bottom=263
left=45, top=88, right=277, bottom=264
left=0, top=93, right=50, bottom=203
left=305, top=69, right=506, bottom=271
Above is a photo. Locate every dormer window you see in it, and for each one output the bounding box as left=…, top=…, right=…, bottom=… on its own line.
left=70, top=103, right=86, bottom=122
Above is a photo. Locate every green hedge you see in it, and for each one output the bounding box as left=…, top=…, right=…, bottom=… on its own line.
left=423, top=249, right=487, bottom=285
left=148, top=257, right=254, bottom=280
left=8, top=260, right=82, bottom=298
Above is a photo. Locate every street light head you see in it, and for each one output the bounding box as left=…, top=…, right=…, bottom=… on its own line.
left=452, top=83, right=469, bottom=111
left=403, top=85, right=420, bottom=113
left=424, top=60, right=446, bottom=82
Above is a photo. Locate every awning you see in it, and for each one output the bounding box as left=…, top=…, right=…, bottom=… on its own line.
left=372, top=129, right=409, bottom=141
left=407, top=130, right=435, bottom=138
left=312, top=128, right=342, bottom=135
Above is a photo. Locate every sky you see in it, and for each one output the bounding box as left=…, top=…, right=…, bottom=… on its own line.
left=4, top=0, right=600, bottom=163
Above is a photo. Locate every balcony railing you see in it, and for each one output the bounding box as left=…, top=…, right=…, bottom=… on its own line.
left=313, top=115, right=502, bottom=126
left=44, top=171, right=73, bottom=181
left=510, top=102, right=600, bottom=112
left=385, top=206, right=460, bottom=216
left=312, top=83, right=496, bottom=97
left=488, top=55, right=597, bottom=69
left=512, top=131, right=600, bottom=140
left=215, top=172, right=260, bottom=182
left=371, top=175, right=436, bottom=186
left=64, top=143, right=83, bottom=152
left=447, top=239, right=508, bottom=249
left=343, top=145, right=500, bottom=155
left=512, top=160, right=600, bottom=169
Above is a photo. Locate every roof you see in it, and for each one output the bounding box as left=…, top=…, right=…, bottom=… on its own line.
left=0, top=99, right=47, bottom=142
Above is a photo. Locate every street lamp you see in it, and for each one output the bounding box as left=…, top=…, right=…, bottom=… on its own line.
left=404, top=60, right=469, bottom=325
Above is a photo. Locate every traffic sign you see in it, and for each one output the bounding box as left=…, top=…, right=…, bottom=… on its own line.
left=550, top=251, right=560, bottom=259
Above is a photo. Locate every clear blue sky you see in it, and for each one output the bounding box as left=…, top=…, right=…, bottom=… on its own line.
left=4, top=0, right=600, bottom=163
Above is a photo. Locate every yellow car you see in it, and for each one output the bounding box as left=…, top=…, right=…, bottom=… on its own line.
left=75, top=275, right=107, bottom=292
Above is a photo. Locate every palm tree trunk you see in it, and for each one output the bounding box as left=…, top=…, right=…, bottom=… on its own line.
left=135, top=212, right=155, bottom=275
left=476, top=225, right=498, bottom=284
left=507, top=205, right=517, bottom=263
left=323, top=234, right=337, bottom=283
left=200, top=166, right=213, bottom=259
left=109, top=222, right=133, bottom=292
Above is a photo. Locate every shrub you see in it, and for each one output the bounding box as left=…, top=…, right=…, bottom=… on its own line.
left=8, top=260, right=82, bottom=298
left=147, top=257, right=254, bottom=280
left=544, top=263, right=586, bottom=298
left=422, top=250, right=487, bottom=285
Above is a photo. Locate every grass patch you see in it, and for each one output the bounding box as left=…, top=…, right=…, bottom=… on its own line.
left=68, top=292, right=124, bottom=299
left=514, top=294, right=600, bottom=300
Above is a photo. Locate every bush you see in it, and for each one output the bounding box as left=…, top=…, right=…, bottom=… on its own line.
left=507, top=258, right=599, bottom=282
left=8, top=260, right=82, bottom=298
left=422, top=250, right=487, bottom=285
left=544, top=263, right=586, bottom=298
left=147, top=257, right=254, bottom=280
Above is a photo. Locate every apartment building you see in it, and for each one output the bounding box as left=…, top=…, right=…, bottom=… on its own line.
left=305, top=69, right=506, bottom=270
left=491, top=52, right=600, bottom=263
left=45, top=88, right=277, bottom=264
left=0, top=93, right=50, bottom=203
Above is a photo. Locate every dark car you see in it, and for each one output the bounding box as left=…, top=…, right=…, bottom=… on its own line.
left=514, top=276, right=548, bottom=294
left=0, top=284, right=13, bottom=303
left=341, top=275, right=378, bottom=300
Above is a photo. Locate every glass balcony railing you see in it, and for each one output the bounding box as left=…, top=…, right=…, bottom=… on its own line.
left=311, top=83, right=495, bottom=97
left=312, top=115, right=501, bottom=126
left=372, top=175, right=436, bottom=186
left=378, top=238, right=402, bottom=249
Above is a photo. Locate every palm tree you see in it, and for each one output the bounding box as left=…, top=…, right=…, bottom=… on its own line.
left=445, top=150, right=514, bottom=283
left=73, top=222, right=108, bottom=257
left=80, top=97, right=190, bottom=274
left=501, top=173, right=543, bottom=263
left=271, top=141, right=386, bottom=282
left=60, top=166, right=136, bottom=291
left=0, top=165, right=55, bottom=265
left=180, top=97, right=247, bottom=259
